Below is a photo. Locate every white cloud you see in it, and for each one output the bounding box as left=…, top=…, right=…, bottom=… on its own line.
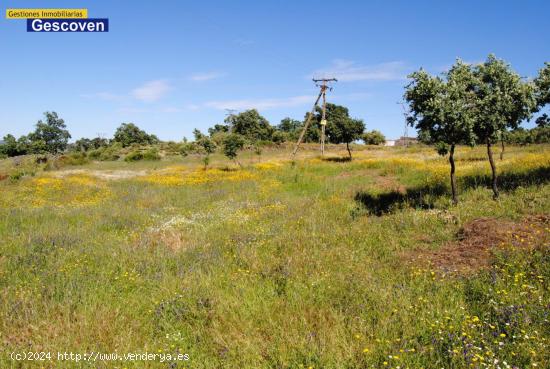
left=204, top=95, right=313, bottom=111
left=312, top=60, right=408, bottom=82
left=189, top=72, right=225, bottom=81
left=130, top=80, right=171, bottom=102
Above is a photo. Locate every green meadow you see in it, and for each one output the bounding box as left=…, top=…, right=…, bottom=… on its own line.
left=0, top=144, right=548, bottom=369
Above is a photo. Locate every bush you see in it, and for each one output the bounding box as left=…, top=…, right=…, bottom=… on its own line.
left=58, top=152, right=90, bottom=166
left=124, top=148, right=160, bottom=162
left=124, top=150, right=143, bottom=162
left=88, top=148, right=102, bottom=160
left=362, top=130, right=386, bottom=145
left=142, top=148, right=161, bottom=161
left=271, top=131, right=287, bottom=144
left=162, top=141, right=184, bottom=156
left=179, top=142, right=195, bottom=157
left=89, top=143, right=123, bottom=161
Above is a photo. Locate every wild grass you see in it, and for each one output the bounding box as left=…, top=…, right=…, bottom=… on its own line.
left=0, top=144, right=548, bottom=368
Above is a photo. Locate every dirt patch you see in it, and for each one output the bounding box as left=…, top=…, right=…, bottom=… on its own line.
left=336, top=170, right=406, bottom=193
left=0, top=173, right=8, bottom=181
left=52, top=169, right=148, bottom=180
left=374, top=175, right=406, bottom=193
left=406, top=214, right=549, bottom=274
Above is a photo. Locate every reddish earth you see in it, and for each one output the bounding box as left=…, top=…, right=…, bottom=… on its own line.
left=406, top=214, right=549, bottom=274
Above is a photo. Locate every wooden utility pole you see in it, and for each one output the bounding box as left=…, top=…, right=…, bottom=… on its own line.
left=291, top=78, right=337, bottom=159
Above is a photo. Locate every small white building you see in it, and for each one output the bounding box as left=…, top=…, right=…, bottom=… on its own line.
left=384, top=137, right=417, bottom=147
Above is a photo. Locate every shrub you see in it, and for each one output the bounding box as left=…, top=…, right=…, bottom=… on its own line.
left=100, top=143, right=123, bottom=161
left=142, top=148, right=161, bottom=161
left=362, top=130, right=386, bottom=145
left=88, top=148, right=102, bottom=160
left=58, top=152, right=90, bottom=166
left=125, top=148, right=160, bottom=162
left=124, top=150, right=143, bottom=162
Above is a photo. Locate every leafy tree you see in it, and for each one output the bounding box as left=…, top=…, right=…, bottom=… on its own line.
left=73, top=136, right=109, bottom=152
left=74, top=138, right=93, bottom=152
left=91, top=137, right=110, bottom=149
left=208, top=124, right=229, bottom=136
left=314, top=103, right=364, bottom=159
left=331, top=117, right=365, bottom=159
left=0, top=135, right=16, bottom=157
left=0, top=134, right=28, bottom=157
left=27, top=111, right=71, bottom=154
left=277, top=117, right=302, bottom=141
left=271, top=130, right=286, bottom=144
left=534, top=62, right=550, bottom=108
left=193, top=129, right=216, bottom=169
left=113, top=123, right=159, bottom=147
left=274, top=117, right=303, bottom=142
left=222, top=133, right=245, bottom=167
left=405, top=61, right=477, bottom=204
left=535, top=113, right=549, bottom=128
left=362, top=130, right=386, bottom=145
left=472, top=55, right=536, bottom=199
left=506, top=125, right=550, bottom=145
left=226, top=109, right=274, bottom=141
left=277, top=117, right=302, bottom=132
left=302, top=112, right=321, bottom=143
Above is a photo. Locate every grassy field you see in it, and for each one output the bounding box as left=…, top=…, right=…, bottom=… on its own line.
left=0, top=144, right=549, bottom=369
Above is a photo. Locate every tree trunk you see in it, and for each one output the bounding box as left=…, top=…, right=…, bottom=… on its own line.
left=500, top=138, right=505, bottom=160
left=449, top=144, right=458, bottom=205
left=346, top=142, right=352, bottom=160
left=486, top=140, right=499, bottom=199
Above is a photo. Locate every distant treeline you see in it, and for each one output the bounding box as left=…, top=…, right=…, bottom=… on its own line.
left=0, top=103, right=387, bottom=162
left=1, top=55, right=548, bottom=168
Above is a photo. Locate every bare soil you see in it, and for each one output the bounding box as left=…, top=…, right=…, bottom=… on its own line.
left=406, top=214, right=549, bottom=274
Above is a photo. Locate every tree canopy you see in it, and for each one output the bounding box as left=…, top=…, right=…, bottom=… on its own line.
left=113, top=123, right=159, bottom=147
left=471, top=55, right=536, bottom=198
left=222, top=133, right=245, bottom=166
left=362, top=130, right=386, bottom=145
left=405, top=61, right=478, bottom=203
left=317, top=103, right=365, bottom=158
left=534, top=62, right=550, bottom=108
left=225, top=110, right=274, bottom=141
left=472, top=55, right=536, bottom=144
left=27, top=111, right=71, bottom=154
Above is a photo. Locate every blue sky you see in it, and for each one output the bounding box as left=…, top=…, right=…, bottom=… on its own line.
left=1, top=0, right=549, bottom=141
